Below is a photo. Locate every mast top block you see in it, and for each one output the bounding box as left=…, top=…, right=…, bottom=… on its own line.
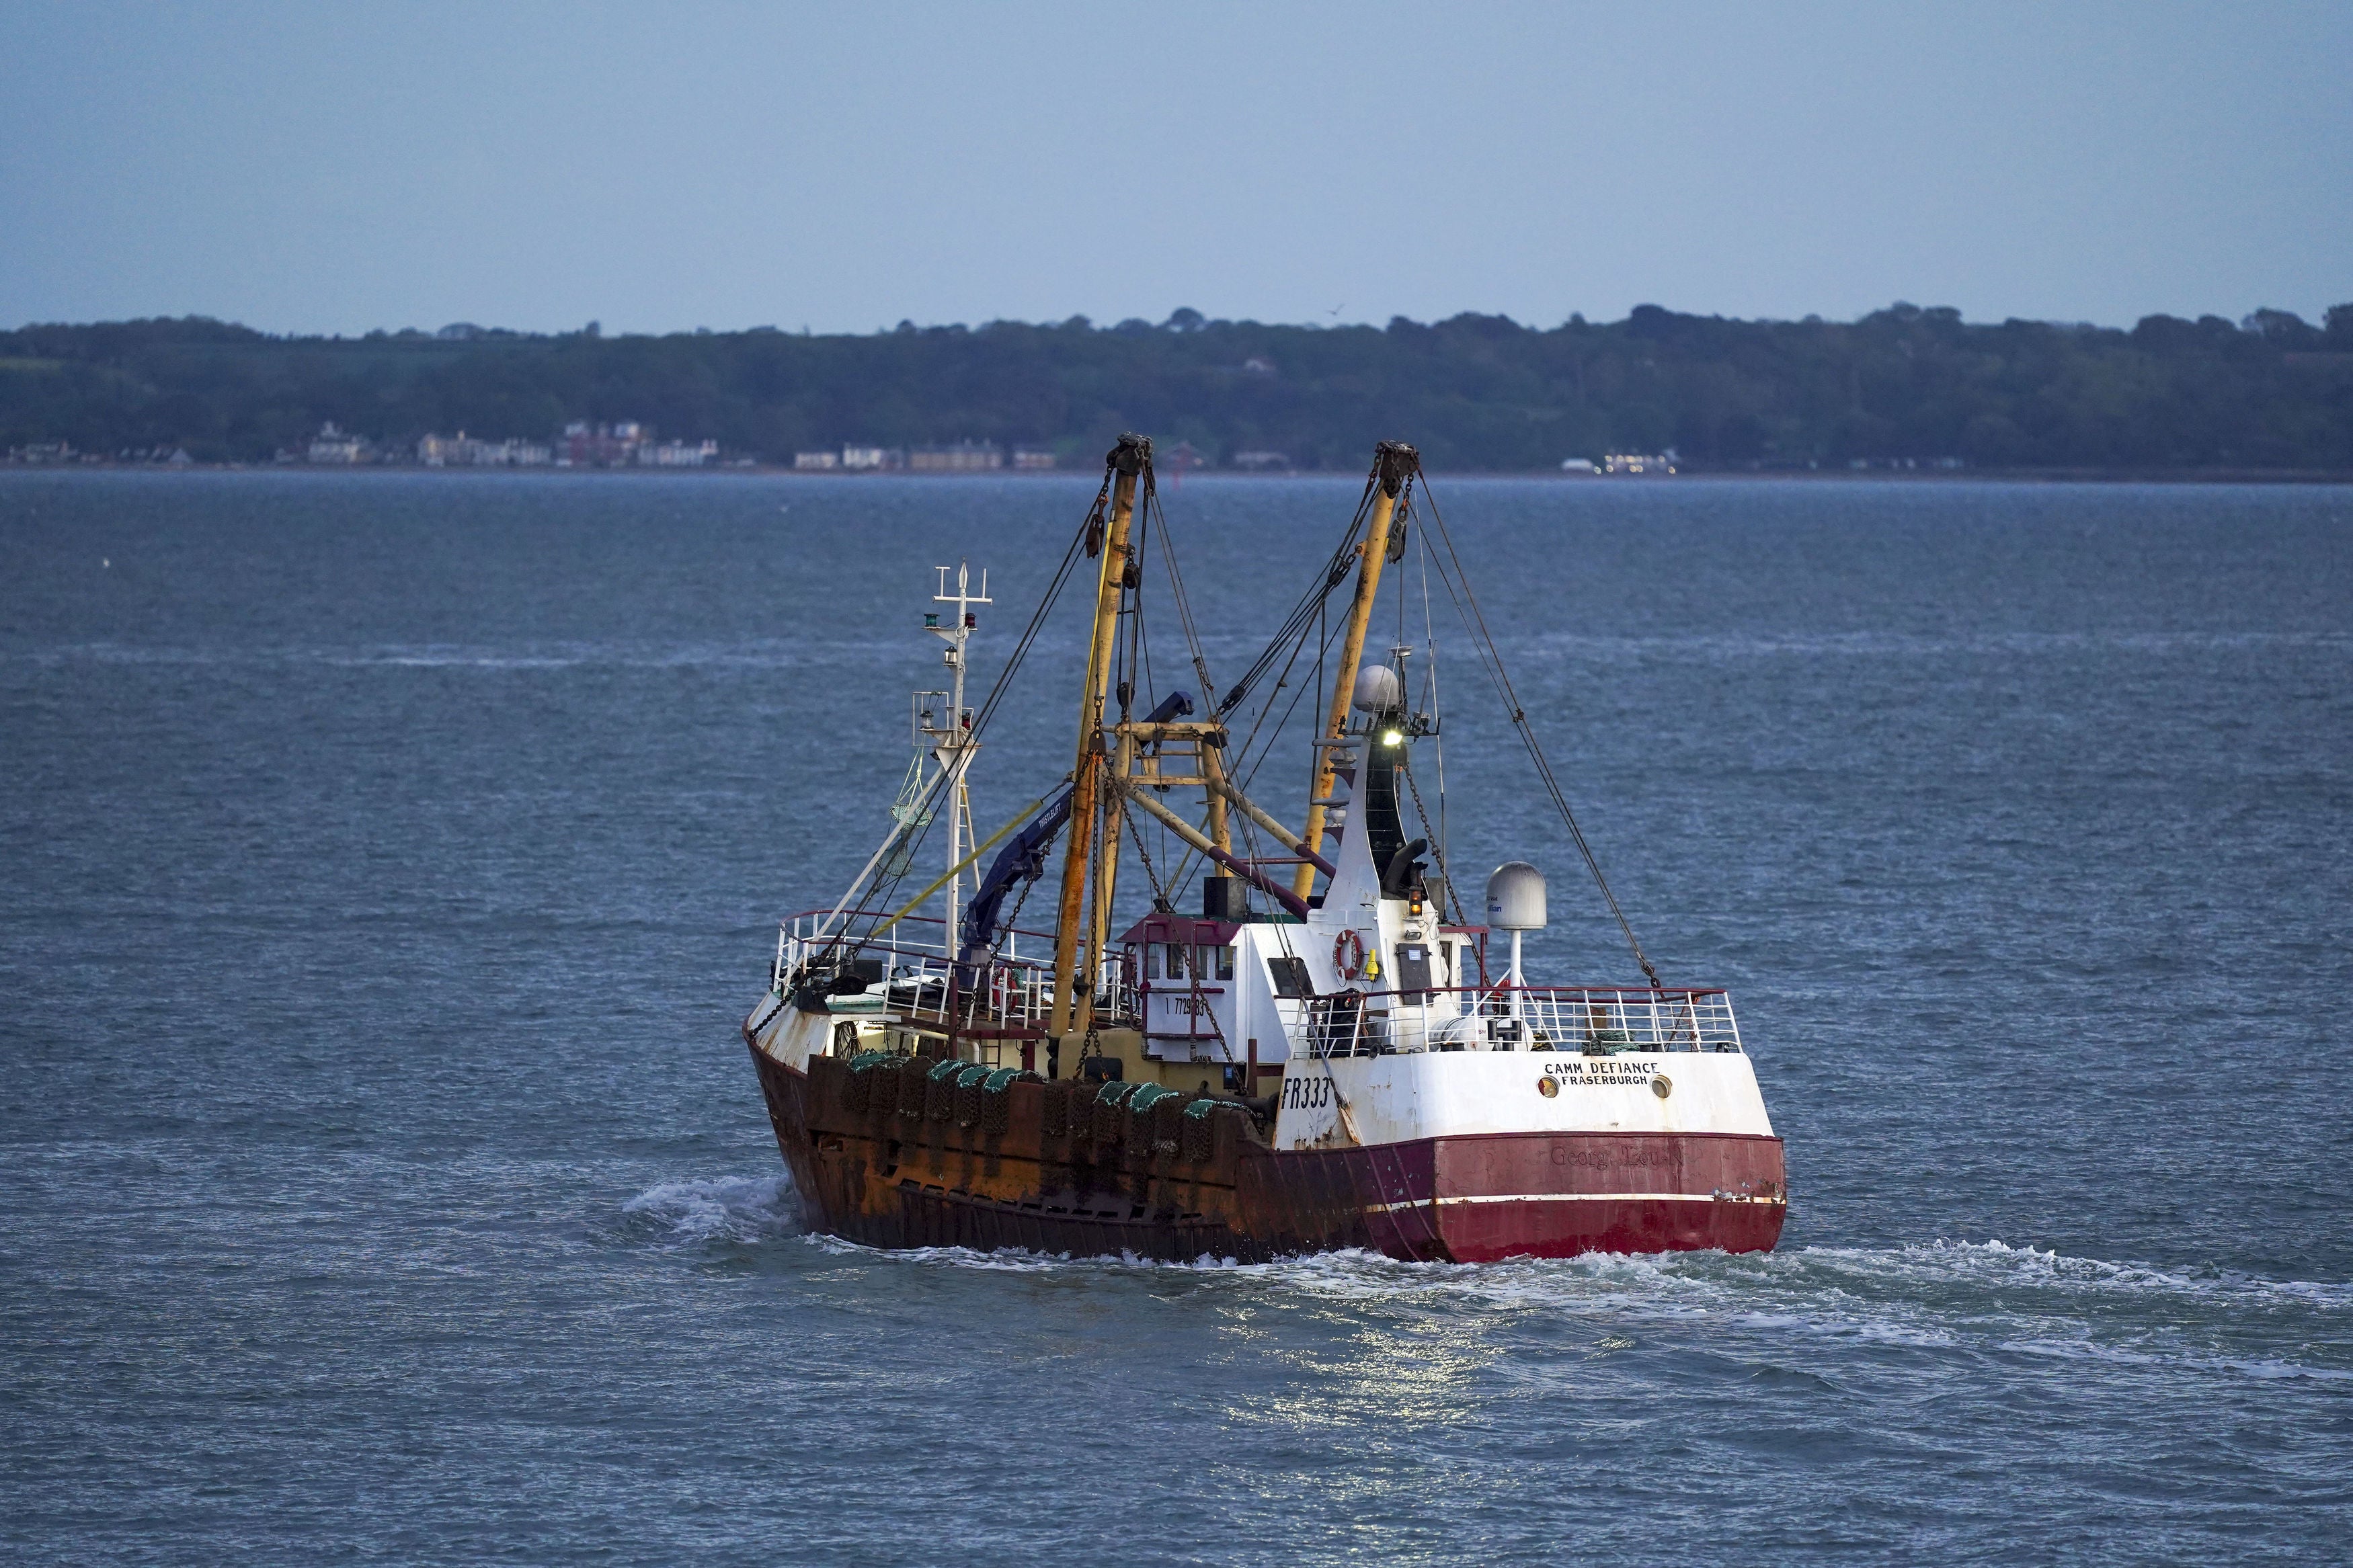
left=1109, top=433, right=1152, bottom=474
left=1374, top=440, right=1418, bottom=497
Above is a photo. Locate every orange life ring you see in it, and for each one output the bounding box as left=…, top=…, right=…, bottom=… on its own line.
left=1334, top=929, right=1366, bottom=980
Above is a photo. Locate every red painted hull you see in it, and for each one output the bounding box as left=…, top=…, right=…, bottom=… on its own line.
left=749, top=1044, right=1784, bottom=1263
left=1236, top=1129, right=1786, bottom=1262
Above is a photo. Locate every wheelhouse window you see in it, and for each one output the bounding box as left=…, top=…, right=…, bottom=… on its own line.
left=1157, top=943, right=1234, bottom=983
left=1268, top=954, right=1312, bottom=998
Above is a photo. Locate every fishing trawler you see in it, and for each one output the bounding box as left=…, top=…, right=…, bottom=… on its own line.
left=742, top=438, right=1786, bottom=1262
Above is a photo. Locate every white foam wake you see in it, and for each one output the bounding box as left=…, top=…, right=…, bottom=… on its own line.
left=621, top=1173, right=799, bottom=1244
left=787, top=1231, right=2353, bottom=1383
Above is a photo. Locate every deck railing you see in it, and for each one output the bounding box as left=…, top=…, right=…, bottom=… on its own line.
left=772, top=909, right=1136, bottom=1034
left=1302, top=984, right=1743, bottom=1059
left=774, top=911, right=1735, bottom=1055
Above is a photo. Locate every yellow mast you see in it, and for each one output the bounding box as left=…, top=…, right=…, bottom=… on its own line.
left=1080, top=723, right=1137, bottom=1040
left=1201, top=739, right=1232, bottom=856
left=1047, top=434, right=1148, bottom=1055
left=1293, top=442, right=1415, bottom=899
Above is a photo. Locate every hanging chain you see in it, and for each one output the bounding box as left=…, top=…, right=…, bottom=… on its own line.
left=1400, top=762, right=1468, bottom=926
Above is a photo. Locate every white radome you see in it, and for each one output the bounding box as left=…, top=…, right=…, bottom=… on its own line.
left=1351, top=663, right=1404, bottom=712
left=1486, top=860, right=1548, bottom=930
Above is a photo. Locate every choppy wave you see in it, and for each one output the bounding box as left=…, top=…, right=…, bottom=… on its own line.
left=1520, top=627, right=2353, bottom=662
left=18, top=625, right=2347, bottom=673
left=11, top=638, right=938, bottom=671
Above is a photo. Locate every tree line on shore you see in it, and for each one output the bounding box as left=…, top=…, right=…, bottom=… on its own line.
left=3, top=302, right=2350, bottom=472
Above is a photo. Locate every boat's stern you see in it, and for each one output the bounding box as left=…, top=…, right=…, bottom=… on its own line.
left=1267, top=1008, right=1786, bottom=1262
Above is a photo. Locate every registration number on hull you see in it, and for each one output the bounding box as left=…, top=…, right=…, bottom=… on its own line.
left=1280, top=1075, right=1334, bottom=1110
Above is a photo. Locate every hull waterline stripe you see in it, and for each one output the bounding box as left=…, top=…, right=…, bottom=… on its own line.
left=1363, top=1192, right=1786, bottom=1214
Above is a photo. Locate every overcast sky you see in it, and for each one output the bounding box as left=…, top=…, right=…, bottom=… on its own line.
left=3, top=1, right=2346, bottom=336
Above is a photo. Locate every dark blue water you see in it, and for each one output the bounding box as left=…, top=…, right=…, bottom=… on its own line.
left=5, top=471, right=2349, bottom=1563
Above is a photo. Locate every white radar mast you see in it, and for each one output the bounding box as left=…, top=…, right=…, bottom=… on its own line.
left=917, top=561, right=990, bottom=955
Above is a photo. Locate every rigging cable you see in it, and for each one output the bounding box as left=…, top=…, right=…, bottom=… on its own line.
left=1156, top=561, right=1350, bottom=900
left=1145, top=447, right=1389, bottom=903
left=810, top=461, right=1112, bottom=957
left=1414, top=510, right=1462, bottom=924
left=1408, top=454, right=1665, bottom=991
left=1144, top=473, right=1220, bottom=711
left=1214, top=470, right=1379, bottom=718
left=1119, top=465, right=1148, bottom=723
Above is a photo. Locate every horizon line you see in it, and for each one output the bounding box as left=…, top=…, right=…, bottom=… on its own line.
left=13, top=299, right=2347, bottom=343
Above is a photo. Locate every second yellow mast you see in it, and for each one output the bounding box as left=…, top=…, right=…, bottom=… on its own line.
left=1294, top=441, right=1416, bottom=899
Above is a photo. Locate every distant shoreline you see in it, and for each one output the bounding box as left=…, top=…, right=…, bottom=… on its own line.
left=9, top=309, right=2350, bottom=478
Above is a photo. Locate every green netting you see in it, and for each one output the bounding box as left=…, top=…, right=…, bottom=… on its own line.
left=1128, top=1084, right=1179, bottom=1114
left=928, top=1058, right=968, bottom=1083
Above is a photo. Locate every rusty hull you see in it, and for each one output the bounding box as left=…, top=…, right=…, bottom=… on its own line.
left=749, top=1043, right=1785, bottom=1264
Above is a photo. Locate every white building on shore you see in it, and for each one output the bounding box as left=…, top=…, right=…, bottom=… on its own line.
left=640, top=439, right=719, bottom=467
left=908, top=441, right=1002, bottom=472
left=307, top=423, right=370, bottom=464
left=419, top=431, right=553, bottom=466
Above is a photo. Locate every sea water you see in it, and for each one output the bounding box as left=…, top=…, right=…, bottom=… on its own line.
left=3, top=471, right=2348, bottom=1563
